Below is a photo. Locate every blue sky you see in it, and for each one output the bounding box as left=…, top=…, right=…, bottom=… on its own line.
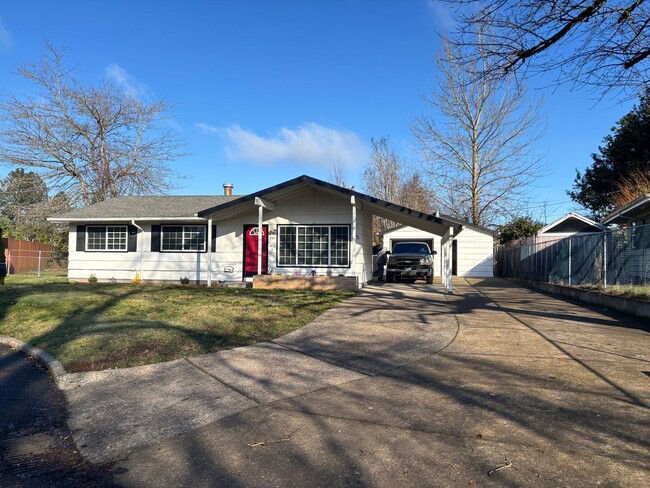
left=0, top=1, right=637, bottom=223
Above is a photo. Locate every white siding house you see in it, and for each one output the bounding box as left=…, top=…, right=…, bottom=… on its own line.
left=382, top=224, right=495, bottom=278
left=51, top=176, right=484, bottom=290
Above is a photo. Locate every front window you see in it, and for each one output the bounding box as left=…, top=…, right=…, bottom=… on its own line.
left=161, top=225, right=206, bottom=252
left=278, top=225, right=349, bottom=267
left=87, top=226, right=127, bottom=251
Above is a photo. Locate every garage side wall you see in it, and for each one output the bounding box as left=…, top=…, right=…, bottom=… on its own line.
left=455, top=227, right=494, bottom=277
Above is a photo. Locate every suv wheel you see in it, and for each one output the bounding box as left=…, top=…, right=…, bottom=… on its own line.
left=426, top=274, right=433, bottom=285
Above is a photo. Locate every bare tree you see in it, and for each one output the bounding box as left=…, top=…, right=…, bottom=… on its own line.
left=0, top=44, right=184, bottom=207
left=328, top=159, right=350, bottom=188
left=363, top=137, right=435, bottom=239
left=412, top=38, right=545, bottom=227
left=611, top=167, right=650, bottom=208
left=445, top=0, right=650, bottom=97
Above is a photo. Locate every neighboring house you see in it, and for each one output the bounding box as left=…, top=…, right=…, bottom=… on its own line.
left=381, top=224, right=494, bottom=278
left=538, top=212, right=607, bottom=237
left=49, top=175, right=488, bottom=290
left=602, top=193, right=650, bottom=227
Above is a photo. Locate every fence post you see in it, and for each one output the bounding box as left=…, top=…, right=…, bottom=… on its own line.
left=6, top=249, right=10, bottom=276
left=569, top=237, right=571, bottom=286
left=603, top=233, right=607, bottom=288
left=37, top=250, right=42, bottom=277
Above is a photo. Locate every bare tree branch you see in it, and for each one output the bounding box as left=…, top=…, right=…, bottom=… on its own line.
left=412, top=36, right=546, bottom=226
left=0, top=43, right=185, bottom=207
left=445, top=0, right=650, bottom=97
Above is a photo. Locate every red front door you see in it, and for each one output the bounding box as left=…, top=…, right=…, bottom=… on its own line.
left=243, top=225, right=268, bottom=277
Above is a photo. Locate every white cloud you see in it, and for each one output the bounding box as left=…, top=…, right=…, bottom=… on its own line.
left=105, top=63, right=152, bottom=101
left=0, top=15, right=14, bottom=50
left=427, top=0, right=457, bottom=32
left=196, top=122, right=367, bottom=169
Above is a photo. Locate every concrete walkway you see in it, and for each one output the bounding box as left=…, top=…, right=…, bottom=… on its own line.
left=111, top=279, right=650, bottom=487
left=61, top=283, right=457, bottom=463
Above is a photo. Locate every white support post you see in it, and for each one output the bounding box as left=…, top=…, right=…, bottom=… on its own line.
left=441, top=227, right=454, bottom=292
left=207, top=219, right=213, bottom=287
left=37, top=250, right=42, bottom=277
left=257, top=205, right=263, bottom=276
left=351, top=196, right=357, bottom=286
left=254, top=197, right=275, bottom=276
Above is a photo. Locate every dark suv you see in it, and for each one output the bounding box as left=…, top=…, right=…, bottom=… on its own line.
left=386, top=242, right=436, bottom=284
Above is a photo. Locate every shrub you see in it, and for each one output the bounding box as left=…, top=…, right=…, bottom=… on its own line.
left=88, top=274, right=98, bottom=283
left=180, top=276, right=190, bottom=285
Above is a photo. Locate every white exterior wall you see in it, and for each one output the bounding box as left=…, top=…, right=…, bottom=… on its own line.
left=454, top=227, right=494, bottom=277
left=67, top=222, right=213, bottom=283
left=382, top=225, right=494, bottom=278
left=66, top=189, right=374, bottom=286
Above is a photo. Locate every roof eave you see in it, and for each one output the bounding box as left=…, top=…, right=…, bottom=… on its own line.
left=47, top=216, right=208, bottom=223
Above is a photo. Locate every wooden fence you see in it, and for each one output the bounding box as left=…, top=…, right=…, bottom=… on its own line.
left=2, top=238, right=56, bottom=274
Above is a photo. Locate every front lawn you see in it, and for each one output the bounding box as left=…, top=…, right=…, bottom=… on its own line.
left=0, top=276, right=353, bottom=372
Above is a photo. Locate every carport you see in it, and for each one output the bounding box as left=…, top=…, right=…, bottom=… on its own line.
left=343, top=192, right=462, bottom=292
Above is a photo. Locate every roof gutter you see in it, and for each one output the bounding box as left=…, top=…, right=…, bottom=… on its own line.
left=47, top=217, right=207, bottom=223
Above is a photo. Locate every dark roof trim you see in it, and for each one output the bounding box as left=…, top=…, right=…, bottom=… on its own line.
left=602, top=193, right=650, bottom=225
left=197, top=175, right=493, bottom=234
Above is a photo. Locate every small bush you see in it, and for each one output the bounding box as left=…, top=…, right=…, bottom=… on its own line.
left=180, top=276, right=190, bottom=285
left=88, top=274, right=98, bottom=284
left=132, top=272, right=142, bottom=284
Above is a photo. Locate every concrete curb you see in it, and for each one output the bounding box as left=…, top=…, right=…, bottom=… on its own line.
left=0, top=335, right=68, bottom=387
left=511, top=279, right=650, bottom=321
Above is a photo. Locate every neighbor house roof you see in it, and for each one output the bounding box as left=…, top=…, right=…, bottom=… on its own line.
left=602, top=193, right=650, bottom=225
left=538, top=212, right=606, bottom=235
left=49, top=195, right=240, bottom=222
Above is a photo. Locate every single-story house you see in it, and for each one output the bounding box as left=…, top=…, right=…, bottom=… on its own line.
left=602, top=193, right=650, bottom=227
left=538, top=212, right=607, bottom=237
left=49, top=175, right=493, bottom=291
left=380, top=224, right=494, bottom=278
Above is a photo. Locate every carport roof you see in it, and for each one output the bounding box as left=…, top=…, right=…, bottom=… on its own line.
left=198, top=175, right=494, bottom=237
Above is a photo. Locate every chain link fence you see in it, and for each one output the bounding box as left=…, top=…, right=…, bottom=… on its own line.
left=5, top=249, right=69, bottom=277
left=495, top=223, right=650, bottom=287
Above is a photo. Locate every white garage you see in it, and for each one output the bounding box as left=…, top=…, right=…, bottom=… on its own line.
left=381, top=224, right=494, bottom=278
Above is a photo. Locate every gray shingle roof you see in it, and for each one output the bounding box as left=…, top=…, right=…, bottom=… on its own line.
left=51, top=195, right=241, bottom=220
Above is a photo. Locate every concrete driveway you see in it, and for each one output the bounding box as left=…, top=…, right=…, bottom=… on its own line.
left=67, top=279, right=649, bottom=486
left=61, top=282, right=457, bottom=464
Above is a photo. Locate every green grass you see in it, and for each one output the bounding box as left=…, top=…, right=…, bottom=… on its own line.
left=578, top=284, right=650, bottom=301
left=0, top=275, right=353, bottom=372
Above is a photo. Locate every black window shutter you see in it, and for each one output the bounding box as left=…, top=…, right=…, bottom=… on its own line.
left=128, top=225, right=138, bottom=252
left=76, top=225, right=86, bottom=251
left=151, top=225, right=161, bottom=252
left=211, top=225, right=217, bottom=252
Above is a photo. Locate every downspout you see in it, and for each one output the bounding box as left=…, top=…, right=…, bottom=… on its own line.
left=131, top=220, right=144, bottom=281
left=207, top=219, right=212, bottom=287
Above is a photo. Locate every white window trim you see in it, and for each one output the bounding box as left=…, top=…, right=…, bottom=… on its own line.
left=160, top=224, right=207, bottom=252
left=86, top=225, right=128, bottom=252
left=277, top=225, right=350, bottom=268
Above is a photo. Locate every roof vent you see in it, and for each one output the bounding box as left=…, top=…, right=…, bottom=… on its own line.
left=223, top=183, right=234, bottom=196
